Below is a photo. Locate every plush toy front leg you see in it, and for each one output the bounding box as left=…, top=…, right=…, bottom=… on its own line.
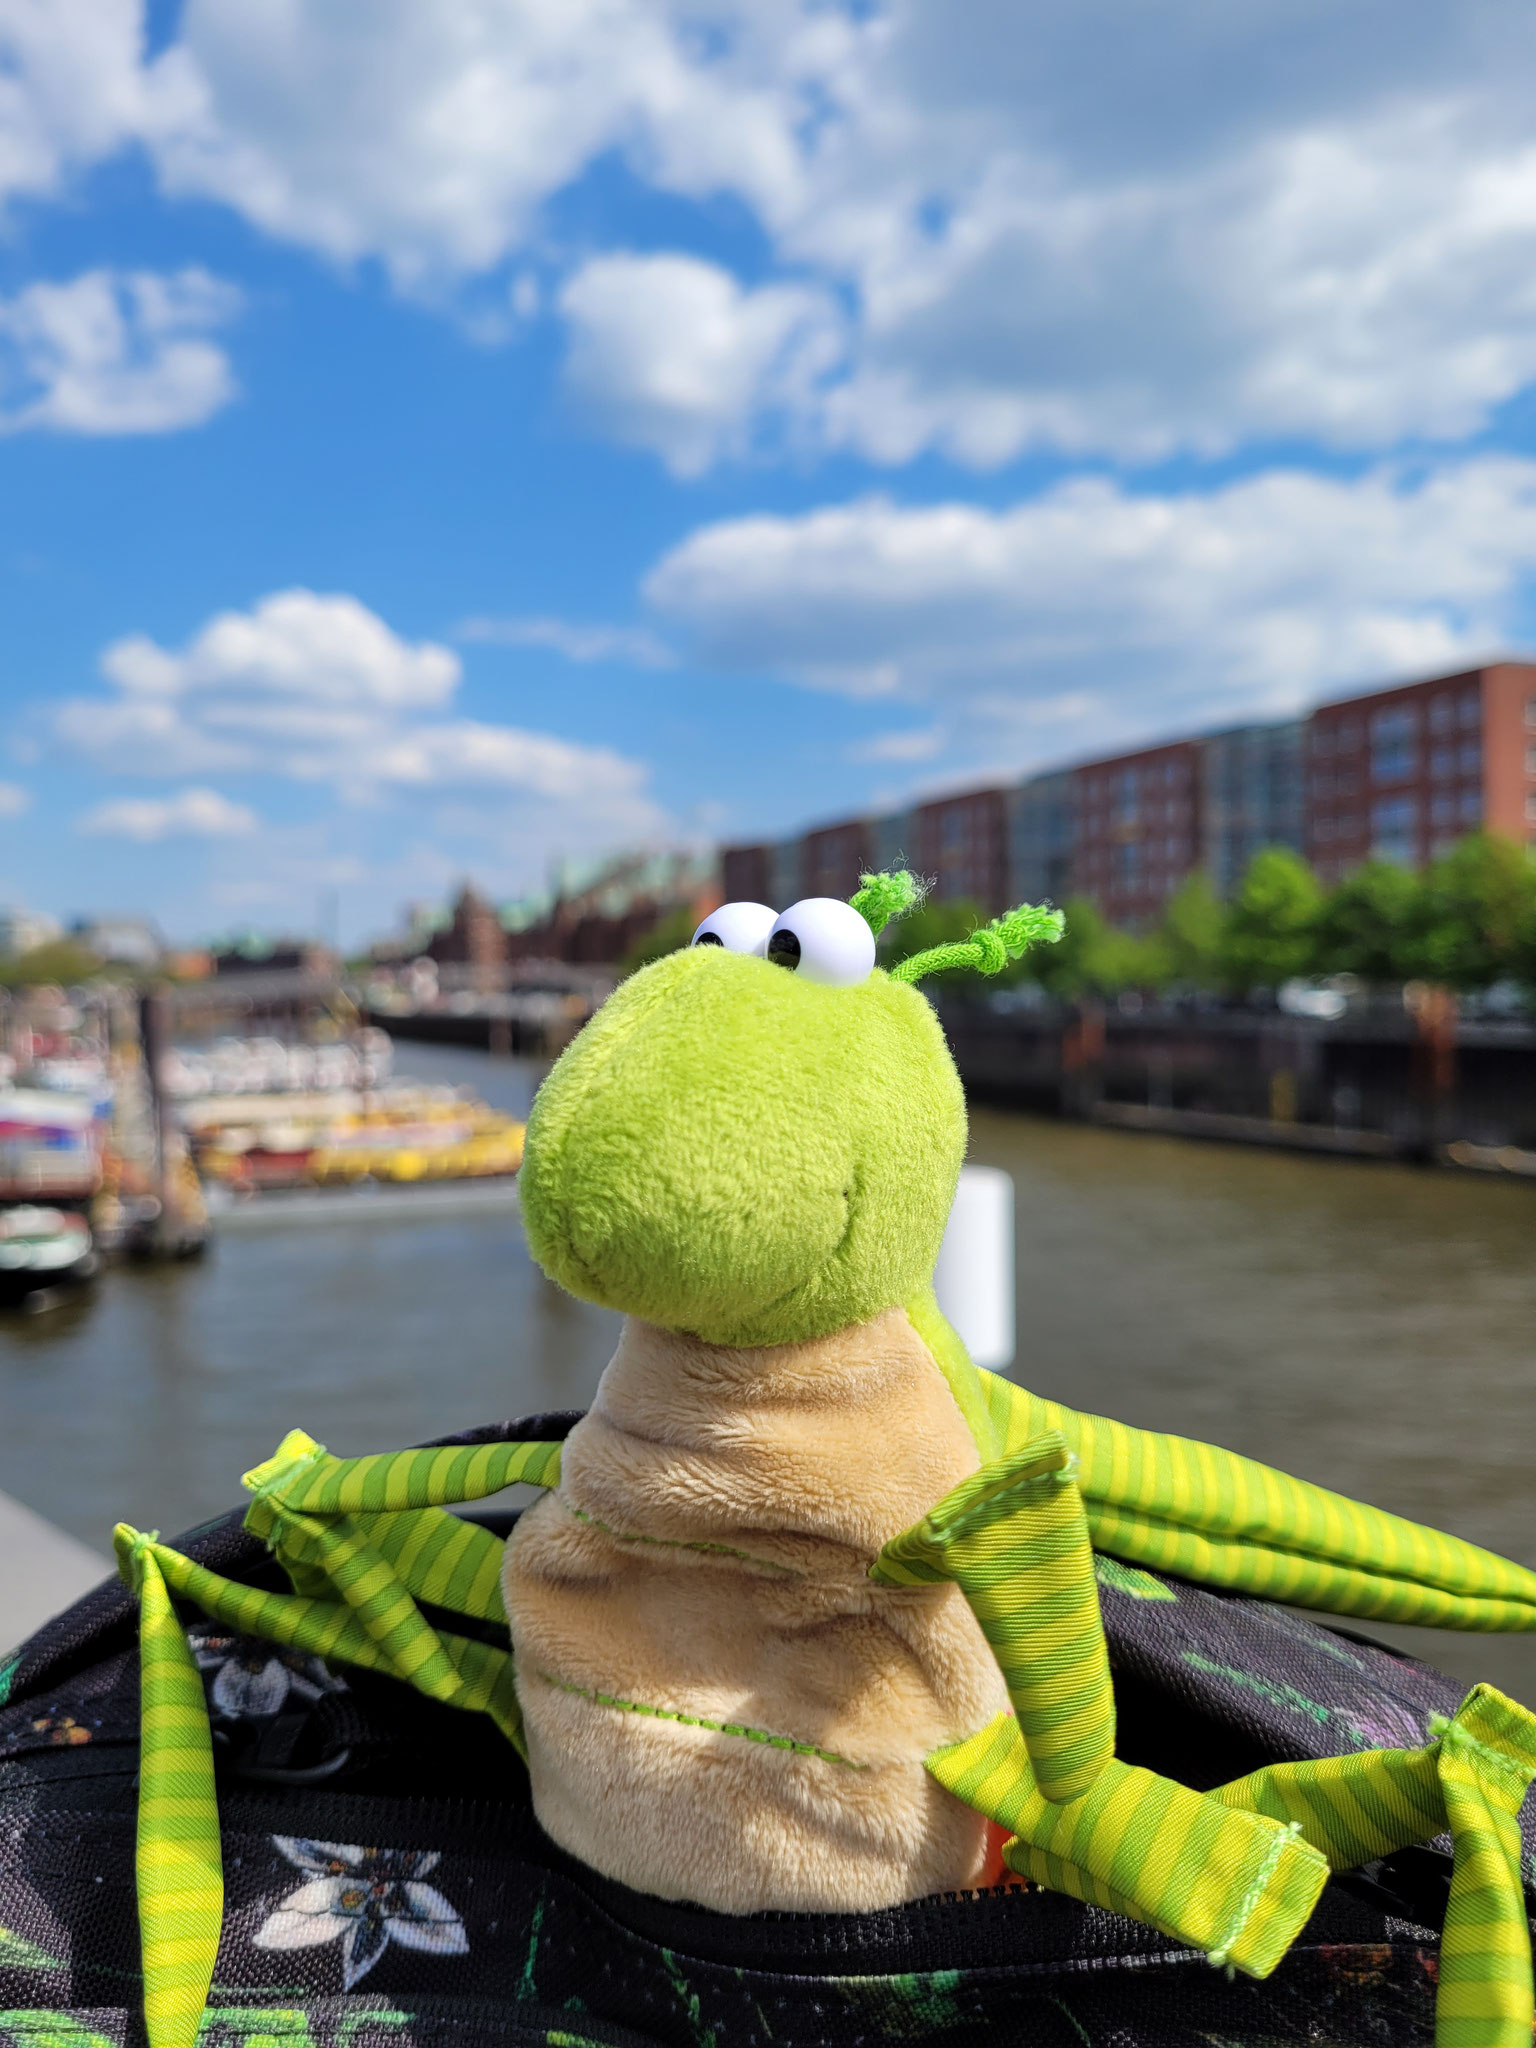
left=926, top=1714, right=1328, bottom=1979
left=883, top=1434, right=1328, bottom=1979
left=871, top=1429, right=1114, bottom=1802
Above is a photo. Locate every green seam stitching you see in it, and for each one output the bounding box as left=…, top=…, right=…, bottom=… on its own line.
left=564, top=1503, right=797, bottom=1576
left=1428, top=1712, right=1536, bottom=1792
left=924, top=1452, right=1077, bottom=1543
left=535, top=1669, right=867, bottom=1770
left=1207, top=1819, right=1304, bottom=1970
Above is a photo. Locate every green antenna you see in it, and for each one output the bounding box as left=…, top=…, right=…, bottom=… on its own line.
left=887, top=901, right=1065, bottom=984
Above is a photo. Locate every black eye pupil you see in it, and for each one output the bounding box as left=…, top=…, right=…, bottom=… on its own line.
left=767, top=929, right=801, bottom=970
left=694, top=931, right=724, bottom=946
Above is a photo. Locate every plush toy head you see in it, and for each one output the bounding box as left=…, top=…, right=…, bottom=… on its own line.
left=520, top=874, right=1061, bottom=1349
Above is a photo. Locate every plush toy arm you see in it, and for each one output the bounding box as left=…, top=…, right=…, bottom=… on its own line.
left=871, top=1432, right=1114, bottom=1804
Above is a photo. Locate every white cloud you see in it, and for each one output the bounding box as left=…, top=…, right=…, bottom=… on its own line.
left=646, top=456, right=1536, bottom=759
left=56, top=587, right=666, bottom=846
left=456, top=612, right=673, bottom=666
left=139, top=0, right=832, bottom=288
left=0, top=782, right=30, bottom=817
left=0, top=0, right=144, bottom=212
left=358, top=720, right=651, bottom=806
left=109, top=1, right=1536, bottom=465
left=848, top=727, right=945, bottom=764
left=80, top=786, right=259, bottom=840
left=0, top=269, right=239, bottom=435
left=17, top=4, right=1536, bottom=465
left=558, top=253, right=842, bottom=474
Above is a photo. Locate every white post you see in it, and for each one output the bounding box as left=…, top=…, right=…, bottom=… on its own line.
left=932, top=1164, right=1016, bottom=1370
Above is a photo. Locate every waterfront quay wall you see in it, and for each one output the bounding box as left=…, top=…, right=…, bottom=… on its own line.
left=939, top=998, right=1536, bottom=1162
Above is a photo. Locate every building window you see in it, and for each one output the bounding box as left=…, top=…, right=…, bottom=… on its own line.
left=1429, top=695, right=1455, bottom=734
left=1431, top=793, right=1455, bottom=826
left=1371, top=794, right=1419, bottom=866
left=1431, top=746, right=1455, bottom=779
left=1527, top=793, right=1536, bottom=824
left=1371, top=706, right=1418, bottom=783
left=1315, top=817, right=1335, bottom=843
left=1460, top=740, right=1481, bottom=774
left=1459, top=693, right=1481, bottom=727
left=1460, top=789, right=1483, bottom=825
left=1312, top=727, right=1334, bottom=758
left=1338, top=720, right=1361, bottom=750
left=1313, top=770, right=1333, bottom=798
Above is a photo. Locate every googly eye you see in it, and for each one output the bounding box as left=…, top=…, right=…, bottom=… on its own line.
left=691, top=901, right=777, bottom=955
left=766, top=899, right=876, bottom=986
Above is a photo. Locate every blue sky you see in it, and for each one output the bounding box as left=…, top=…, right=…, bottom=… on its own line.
left=7, top=1, right=1536, bottom=943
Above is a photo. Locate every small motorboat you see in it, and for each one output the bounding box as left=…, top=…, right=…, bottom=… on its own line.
left=0, top=1203, right=98, bottom=1303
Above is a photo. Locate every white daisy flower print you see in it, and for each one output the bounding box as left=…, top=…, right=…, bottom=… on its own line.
left=253, top=1837, right=469, bottom=1988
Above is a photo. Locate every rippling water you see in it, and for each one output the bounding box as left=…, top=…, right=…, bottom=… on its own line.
left=1, top=1042, right=1531, bottom=1696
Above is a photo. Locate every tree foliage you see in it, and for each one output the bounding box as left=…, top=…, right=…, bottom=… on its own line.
left=1217, top=848, right=1323, bottom=993
left=0, top=939, right=106, bottom=988
left=1013, top=834, right=1536, bottom=1001
left=1311, top=859, right=1420, bottom=982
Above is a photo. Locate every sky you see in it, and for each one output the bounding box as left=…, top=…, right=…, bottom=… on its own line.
left=8, top=2, right=1536, bottom=943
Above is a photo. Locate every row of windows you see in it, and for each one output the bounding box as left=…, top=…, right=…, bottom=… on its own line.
left=1082, top=835, right=1190, bottom=868
left=1082, top=759, right=1191, bottom=804
left=1314, top=789, right=1484, bottom=842
left=1312, top=691, right=1481, bottom=759
left=1083, top=800, right=1191, bottom=831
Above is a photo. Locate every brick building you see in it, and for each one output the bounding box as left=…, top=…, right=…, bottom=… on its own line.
left=427, top=884, right=507, bottom=987
left=798, top=819, right=873, bottom=900
left=719, top=659, right=1536, bottom=928
left=1071, top=740, right=1203, bottom=930
left=910, top=788, right=1010, bottom=910
left=1307, top=662, right=1536, bottom=884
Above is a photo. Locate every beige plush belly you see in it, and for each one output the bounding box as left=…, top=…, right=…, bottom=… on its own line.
left=502, top=1491, right=1006, bottom=1913
left=499, top=1309, right=1010, bottom=1913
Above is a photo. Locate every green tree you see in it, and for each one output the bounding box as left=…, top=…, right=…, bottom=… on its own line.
left=1312, top=859, right=1421, bottom=984
left=1408, top=833, right=1536, bottom=991
left=1016, top=897, right=1159, bottom=997
left=1218, top=848, right=1322, bottom=991
left=0, top=938, right=105, bottom=988
left=1158, top=871, right=1224, bottom=988
left=621, top=906, right=698, bottom=973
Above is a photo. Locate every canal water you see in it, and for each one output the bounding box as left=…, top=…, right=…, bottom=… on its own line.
left=1, top=1042, right=1532, bottom=1697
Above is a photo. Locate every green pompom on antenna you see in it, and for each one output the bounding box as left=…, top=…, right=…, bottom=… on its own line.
left=849, top=868, right=926, bottom=936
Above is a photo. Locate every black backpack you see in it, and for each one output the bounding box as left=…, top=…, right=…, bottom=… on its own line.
left=2, top=1414, right=1530, bottom=2048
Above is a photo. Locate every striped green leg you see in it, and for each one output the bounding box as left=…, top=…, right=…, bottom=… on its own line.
left=114, top=1527, right=224, bottom=2048
left=872, top=1431, right=1114, bottom=1803
left=927, top=1713, right=1329, bottom=1979
left=113, top=1430, right=564, bottom=2048
left=1215, top=1685, right=1536, bottom=2048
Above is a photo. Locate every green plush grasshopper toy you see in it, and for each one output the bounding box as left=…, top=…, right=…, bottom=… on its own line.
left=114, top=870, right=1536, bottom=2048
left=503, top=870, right=1536, bottom=2039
